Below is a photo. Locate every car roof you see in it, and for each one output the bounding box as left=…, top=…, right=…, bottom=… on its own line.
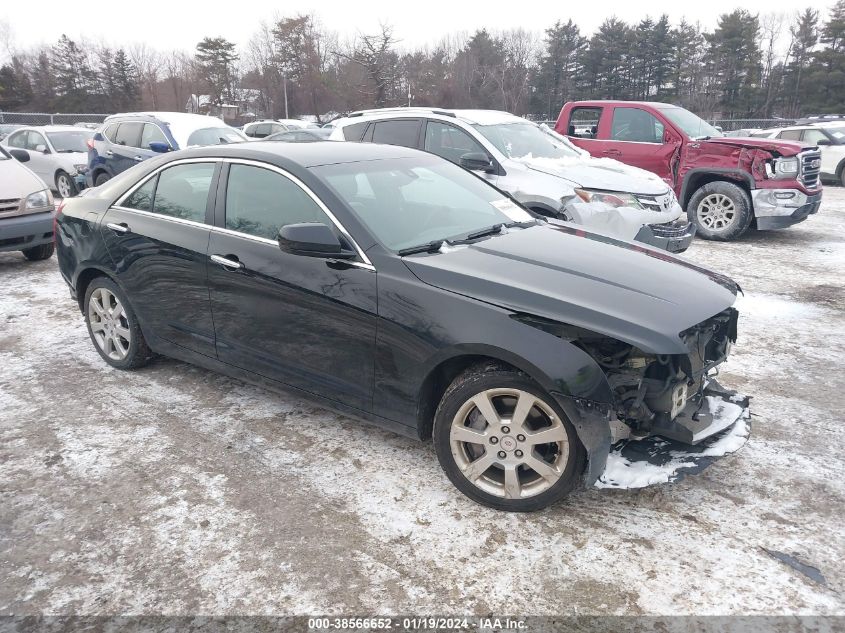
left=13, top=125, right=90, bottom=133
left=340, top=107, right=525, bottom=127
left=568, top=100, right=677, bottom=108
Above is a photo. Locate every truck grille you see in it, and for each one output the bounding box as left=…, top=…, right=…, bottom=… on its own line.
left=799, top=150, right=821, bottom=189
left=0, top=198, right=21, bottom=217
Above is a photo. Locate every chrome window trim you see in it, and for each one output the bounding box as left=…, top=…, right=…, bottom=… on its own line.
left=111, top=156, right=376, bottom=271
left=221, top=158, right=374, bottom=267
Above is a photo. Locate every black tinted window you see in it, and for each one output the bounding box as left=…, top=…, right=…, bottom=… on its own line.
left=342, top=121, right=368, bottom=141
left=152, top=162, right=215, bottom=223
left=225, top=164, right=328, bottom=240
left=114, top=122, right=143, bottom=147
left=123, top=176, right=155, bottom=212
left=371, top=120, right=420, bottom=147
left=424, top=121, right=486, bottom=164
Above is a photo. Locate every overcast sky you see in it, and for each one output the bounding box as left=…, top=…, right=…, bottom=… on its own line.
left=1, top=0, right=827, bottom=55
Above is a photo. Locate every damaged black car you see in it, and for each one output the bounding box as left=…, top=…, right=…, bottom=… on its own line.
left=56, top=142, right=750, bottom=511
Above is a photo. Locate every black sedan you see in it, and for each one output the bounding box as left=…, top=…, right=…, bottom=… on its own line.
left=56, top=142, right=748, bottom=511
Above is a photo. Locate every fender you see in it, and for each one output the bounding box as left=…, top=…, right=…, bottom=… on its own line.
left=679, top=167, right=755, bottom=208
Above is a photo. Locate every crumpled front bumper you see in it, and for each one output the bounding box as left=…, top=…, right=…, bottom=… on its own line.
left=753, top=189, right=822, bottom=230
left=633, top=217, right=696, bottom=253
left=595, top=379, right=751, bottom=489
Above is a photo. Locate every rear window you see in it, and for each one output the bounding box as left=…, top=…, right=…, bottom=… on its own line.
left=370, top=120, right=421, bottom=148
left=186, top=127, right=245, bottom=147
left=567, top=107, right=602, bottom=139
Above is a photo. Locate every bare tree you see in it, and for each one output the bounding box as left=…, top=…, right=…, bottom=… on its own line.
left=129, top=43, right=163, bottom=109
left=336, top=24, right=399, bottom=107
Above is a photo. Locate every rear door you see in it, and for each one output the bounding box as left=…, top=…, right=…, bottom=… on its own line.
left=561, top=105, right=606, bottom=154
left=207, top=161, right=377, bottom=410
left=110, top=122, right=155, bottom=175
left=18, top=131, right=52, bottom=183
left=100, top=159, right=219, bottom=357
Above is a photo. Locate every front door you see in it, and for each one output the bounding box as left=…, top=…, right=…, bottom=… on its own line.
left=100, top=160, right=219, bottom=357
left=208, top=161, right=377, bottom=411
left=604, top=106, right=679, bottom=184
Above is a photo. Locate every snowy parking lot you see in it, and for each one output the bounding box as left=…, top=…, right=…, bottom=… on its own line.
left=1, top=190, right=844, bottom=617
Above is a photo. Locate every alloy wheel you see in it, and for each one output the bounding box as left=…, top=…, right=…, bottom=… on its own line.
left=449, top=388, right=569, bottom=500
left=57, top=174, right=73, bottom=198
left=696, top=193, right=737, bottom=232
left=88, top=287, right=131, bottom=361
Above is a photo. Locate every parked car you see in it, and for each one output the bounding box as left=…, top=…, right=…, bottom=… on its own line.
left=754, top=124, right=845, bottom=186
left=329, top=108, right=694, bottom=253
left=243, top=120, right=290, bottom=139
left=86, top=112, right=247, bottom=187
left=56, top=141, right=748, bottom=511
left=266, top=128, right=332, bottom=142
left=556, top=101, right=823, bottom=240
left=277, top=118, right=321, bottom=129
left=0, top=123, right=24, bottom=141
left=1, top=125, right=93, bottom=198
left=0, top=145, right=56, bottom=261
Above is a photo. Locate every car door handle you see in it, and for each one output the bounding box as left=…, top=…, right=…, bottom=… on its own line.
left=105, top=150, right=114, bottom=157
left=106, top=222, right=130, bottom=234
left=602, top=149, right=622, bottom=156
left=210, top=254, right=244, bottom=270
left=133, top=156, right=144, bottom=161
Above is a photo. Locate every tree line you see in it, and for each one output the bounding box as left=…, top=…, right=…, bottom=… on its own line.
left=1, top=3, right=844, bottom=121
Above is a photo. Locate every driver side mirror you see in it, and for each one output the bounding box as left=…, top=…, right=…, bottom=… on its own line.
left=149, top=141, right=171, bottom=153
left=35, top=144, right=49, bottom=154
left=459, top=152, right=495, bottom=173
left=816, top=139, right=831, bottom=146
left=278, top=222, right=356, bottom=259
left=9, top=148, right=30, bottom=162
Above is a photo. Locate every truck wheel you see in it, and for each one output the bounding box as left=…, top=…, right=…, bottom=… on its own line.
left=433, top=363, right=585, bottom=511
left=21, top=243, right=54, bottom=261
left=94, top=172, right=111, bottom=187
left=688, top=181, right=753, bottom=241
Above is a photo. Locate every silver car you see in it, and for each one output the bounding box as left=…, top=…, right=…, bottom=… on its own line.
left=1, top=125, right=93, bottom=198
left=330, top=108, right=694, bottom=252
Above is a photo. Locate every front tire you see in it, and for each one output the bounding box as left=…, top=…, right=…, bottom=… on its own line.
left=688, top=181, right=753, bottom=241
left=433, top=364, right=586, bottom=511
left=84, top=277, right=153, bottom=370
left=21, top=243, right=54, bottom=261
left=94, top=172, right=111, bottom=187
left=56, top=171, right=77, bottom=198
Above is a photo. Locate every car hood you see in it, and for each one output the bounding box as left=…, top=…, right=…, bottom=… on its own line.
left=403, top=224, right=738, bottom=354
left=0, top=157, right=45, bottom=197
left=701, top=137, right=812, bottom=156
left=511, top=154, right=668, bottom=195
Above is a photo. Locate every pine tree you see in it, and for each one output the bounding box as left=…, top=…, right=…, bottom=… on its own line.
left=805, top=1, right=845, bottom=113
left=195, top=37, right=238, bottom=106
left=51, top=34, right=98, bottom=111
left=532, top=20, right=585, bottom=119
left=784, top=9, right=818, bottom=116
left=704, top=11, right=763, bottom=116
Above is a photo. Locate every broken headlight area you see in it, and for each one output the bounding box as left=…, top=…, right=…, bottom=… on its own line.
left=515, top=308, right=743, bottom=445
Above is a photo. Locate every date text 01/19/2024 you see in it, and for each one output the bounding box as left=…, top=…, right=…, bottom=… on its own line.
left=307, top=617, right=527, bottom=630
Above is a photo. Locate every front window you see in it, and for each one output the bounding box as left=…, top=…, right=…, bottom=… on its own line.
left=820, top=127, right=845, bottom=144
left=610, top=108, right=665, bottom=144
left=46, top=131, right=93, bottom=153
left=186, top=127, right=247, bottom=147
left=661, top=106, right=723, bottom=140
left=314, top=155, right=534, bottom=252
left=473, top=122, right=581, bottom=160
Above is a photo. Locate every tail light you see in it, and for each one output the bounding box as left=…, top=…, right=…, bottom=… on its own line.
left=86, top=138, right=95, bottom=150
left=53, top=199, right=66, bottom=244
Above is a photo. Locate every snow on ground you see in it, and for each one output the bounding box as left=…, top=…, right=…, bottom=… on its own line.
left=1, top=190, right=844, bottom=617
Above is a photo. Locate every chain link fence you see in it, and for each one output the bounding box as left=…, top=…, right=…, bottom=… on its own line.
left=708, top=118, right=795, bottom=132
left=0, top=112, right=109, bottom=127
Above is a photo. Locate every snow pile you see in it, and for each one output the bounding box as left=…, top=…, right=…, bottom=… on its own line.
left=596, top=403, right=751, bottom=489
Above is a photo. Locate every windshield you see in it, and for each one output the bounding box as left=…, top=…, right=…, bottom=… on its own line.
left=46, top=131, right=92, bottom=153
left=313, top=155, right=534, bottom=252
left=661, top=107, right=723, bottom=140
left=473, top=122, right=582, bottom=160
left=186, top=127, right=247, bottom=146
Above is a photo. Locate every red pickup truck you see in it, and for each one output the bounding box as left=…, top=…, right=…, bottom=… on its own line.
left=555, top=101, right=823, bottom=240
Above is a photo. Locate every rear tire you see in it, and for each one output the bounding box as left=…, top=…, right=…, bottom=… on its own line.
left=84, top=277, right=153, bottom=370
left=94, top=172, right=111, bottom=187
left=55, top=171, right=77, bottom=198
left=433, top=363, right=586, bottom=511
left=21, top=243, right=54, bottom=261
left=688, top=181, right=753, bottom=241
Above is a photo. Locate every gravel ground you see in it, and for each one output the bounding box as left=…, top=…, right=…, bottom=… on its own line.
left=1, top=189, right=844, bottom=617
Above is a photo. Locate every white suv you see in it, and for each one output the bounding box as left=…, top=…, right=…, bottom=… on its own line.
left=759, top=124, right=845, bottom=185
left=329, top=108, right=694, bottom=252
